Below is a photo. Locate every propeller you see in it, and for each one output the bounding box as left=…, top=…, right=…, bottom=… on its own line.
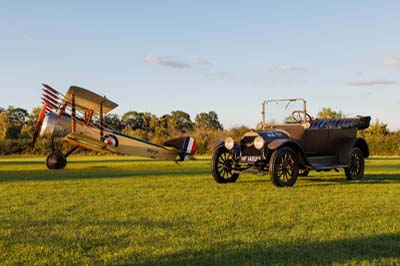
left=31, top=103, right=48, bottom=148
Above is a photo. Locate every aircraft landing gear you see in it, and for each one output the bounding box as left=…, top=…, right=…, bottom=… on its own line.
left=45, top=144, right=79, bottom=170
left=46, top=151, right=67, bottom=169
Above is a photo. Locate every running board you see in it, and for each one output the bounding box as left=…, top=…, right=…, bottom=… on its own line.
left=312, top=164, right=348, bottom=171
left=308, top=155, right=349, bottom=171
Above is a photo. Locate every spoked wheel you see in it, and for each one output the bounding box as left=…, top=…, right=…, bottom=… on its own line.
left=345, top=147, right=364, bottom=180
left=46, top=151, right=67, bottom=169
left=211, top=146, right=239, bottom=183
left=269, top=147, right=299, bottom=187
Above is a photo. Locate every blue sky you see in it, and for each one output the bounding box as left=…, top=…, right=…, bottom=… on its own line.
left=1, top=1, right=399, bottom=129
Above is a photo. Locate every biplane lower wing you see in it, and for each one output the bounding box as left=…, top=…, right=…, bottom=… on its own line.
left=63, top=133, right=118, bottom=153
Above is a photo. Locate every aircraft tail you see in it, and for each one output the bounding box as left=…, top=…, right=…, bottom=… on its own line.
left=164, top=136, right=196, bottom=161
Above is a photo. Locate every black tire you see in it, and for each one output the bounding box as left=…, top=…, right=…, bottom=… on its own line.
left=298, top=168, right=310, bottom=177
left=46, top=151, right=67, bottom=170
left=211, top=146, right=239, bottom=183
left=269, top=146, right=299, bottom=187
left=345, top=147, right=364, bottom=180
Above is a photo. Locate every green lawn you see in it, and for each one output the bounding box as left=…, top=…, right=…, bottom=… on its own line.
left=0, top=156, right=399, bottom=266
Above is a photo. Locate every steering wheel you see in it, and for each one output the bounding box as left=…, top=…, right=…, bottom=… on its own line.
left=291, top=110, right=313, bottom=123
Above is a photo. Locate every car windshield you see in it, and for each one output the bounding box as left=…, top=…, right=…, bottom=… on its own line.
left=263, top=99, right=306, bottom=125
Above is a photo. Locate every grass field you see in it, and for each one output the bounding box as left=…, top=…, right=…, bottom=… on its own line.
left=0, top=156, right=399, bottom=266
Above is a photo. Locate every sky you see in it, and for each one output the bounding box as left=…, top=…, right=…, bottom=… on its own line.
left=1, top=1, right=399, bottom=130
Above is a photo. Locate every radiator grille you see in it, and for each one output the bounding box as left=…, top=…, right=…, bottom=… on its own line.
left=240, top=136, right=262, bottom=156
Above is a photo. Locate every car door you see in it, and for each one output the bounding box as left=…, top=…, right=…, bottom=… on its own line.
left=301, top=126, right=330, bottom=156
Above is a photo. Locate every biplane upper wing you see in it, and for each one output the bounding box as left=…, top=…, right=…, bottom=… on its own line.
left=62, top=86, right=118, bottom=114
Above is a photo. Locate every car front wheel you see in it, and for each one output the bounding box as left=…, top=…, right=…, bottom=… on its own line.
left=269, top=146, right=299, bottom=187
left=211, top=146, right=239, bottom=183
left=345, top=147, right=364, bottom=180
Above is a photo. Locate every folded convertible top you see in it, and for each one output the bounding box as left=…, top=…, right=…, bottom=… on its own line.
left=310, top=116, right=371, bottom=130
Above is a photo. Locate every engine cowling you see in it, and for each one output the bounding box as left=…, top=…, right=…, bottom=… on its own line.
left=40, top=113, right=72, bottom=138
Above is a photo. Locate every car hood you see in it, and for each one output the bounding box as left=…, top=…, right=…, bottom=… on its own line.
left=241, top=130, right=290, bottom=142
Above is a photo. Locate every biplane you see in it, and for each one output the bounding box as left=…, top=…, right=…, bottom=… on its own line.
left=31, top=84, right=196, bottom=169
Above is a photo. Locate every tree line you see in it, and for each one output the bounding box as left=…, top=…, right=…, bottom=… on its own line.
left=0, top=106, right=398, bottom=156
left=0, top=106, right=229, bottom=155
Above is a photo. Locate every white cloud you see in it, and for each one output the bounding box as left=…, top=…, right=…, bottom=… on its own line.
left=144, top=55, right=161, bottom=64
left=261, top=65, right=306, bottom=73
left=159, top=60, right=191, bottom=69
left=144, top=55, right=191, bottom=69
left=384, top=56, right=400, bottom=67
left=346, top=78, right=398, bottom=86
left=191, top=58, right=211, bottom=65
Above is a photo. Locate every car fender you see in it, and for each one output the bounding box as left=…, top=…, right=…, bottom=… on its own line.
left=355, top=138, right=369, bottom=158
left=209, top=139, right=224, bottom=150
left=267, top=139, right=311, bottom=167
left=337, top=137, right=369, bottom=165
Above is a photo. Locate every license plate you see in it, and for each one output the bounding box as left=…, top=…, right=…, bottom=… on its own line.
left=240, top=156, right=261, bottom=163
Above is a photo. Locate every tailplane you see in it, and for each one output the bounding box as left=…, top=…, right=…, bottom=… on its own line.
left=164, top=136, right=196, bottom=161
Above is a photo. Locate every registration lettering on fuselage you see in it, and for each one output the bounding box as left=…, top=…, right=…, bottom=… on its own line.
left=147, top=148, right=159, bottom=155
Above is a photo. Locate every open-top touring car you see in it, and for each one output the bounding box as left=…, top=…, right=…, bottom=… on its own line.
left=211, top=98, right=371, bottom=187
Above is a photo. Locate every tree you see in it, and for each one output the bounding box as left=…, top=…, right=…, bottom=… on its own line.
left=142, top=112, right=157, bottom=132
left=317, top=107, right=344, bottom=119
left=195, top=111, right=223, bottom=130
left=360, top=119, right=389, bottom=138
left=121, top=111, right=144, bottom=130
left=170, top=111, right=193, bottom=132
left=0, top=111, right=8, bottom=140
left=0, top=106, right=29, bottom=139
left=104, top=113, right=123, bottom=131
left=7, top=106, right=28, bottom=125
left=149, top=114, right=159, bottom=132
left=159, top=114, right=171, bottom=129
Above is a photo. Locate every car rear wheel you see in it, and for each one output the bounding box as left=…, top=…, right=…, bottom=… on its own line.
left=345, top=147, right=364, bottom=180
left=211, top=146, right=239, bottom=183
left=269, top=146, right=299, bottom=187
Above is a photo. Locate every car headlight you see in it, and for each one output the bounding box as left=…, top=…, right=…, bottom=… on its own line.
left=224, top=137, right=234, bottom=150
left=254, top=136, right=265, bottom=150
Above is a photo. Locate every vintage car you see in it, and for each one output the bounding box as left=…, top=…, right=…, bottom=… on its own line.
left=211, top=98, right=371, bottom=187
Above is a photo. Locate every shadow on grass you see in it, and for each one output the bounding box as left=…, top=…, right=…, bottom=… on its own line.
left=0, top=157, right=210, bottom=166
left=235, top=172, right=400, bottom=187
left=300, top=173, right=400, bottom=186
left=133, top=234, right=400, bottom=266
left=0, top=156, right=211, bottom=182
left=0, top=167, right=210, bottom=182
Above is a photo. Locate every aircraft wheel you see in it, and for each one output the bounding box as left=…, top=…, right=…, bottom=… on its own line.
left=46, top=151, right=67, bottom=170
left=345, top=147, right=364, bottom=180
left=211, top=146, right=239, bottom=183
left=269, top=146, right=299, bottom=187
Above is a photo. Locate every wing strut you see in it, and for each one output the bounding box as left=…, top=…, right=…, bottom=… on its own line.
left=99, top=101, right=104, bottom=141
left=71, top=93, right=76, bottom=133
